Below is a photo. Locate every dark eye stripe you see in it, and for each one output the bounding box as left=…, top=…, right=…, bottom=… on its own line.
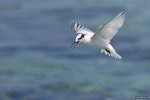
left=78, top=34, right=84, bottom=40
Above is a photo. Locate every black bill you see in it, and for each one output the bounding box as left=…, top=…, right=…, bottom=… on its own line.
left=71, top=41, right=79, bottom=49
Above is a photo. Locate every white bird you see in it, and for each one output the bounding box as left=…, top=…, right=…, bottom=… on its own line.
left=71, top=11, right=125, bottom=59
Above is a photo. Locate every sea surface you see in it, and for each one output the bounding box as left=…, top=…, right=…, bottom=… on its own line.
left=0, top=0, right=150, bottom=100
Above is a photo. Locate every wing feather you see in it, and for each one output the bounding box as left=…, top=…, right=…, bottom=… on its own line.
left=93, top=11, right=125, bottom=42
left=71, top=22, right=94, bottom=35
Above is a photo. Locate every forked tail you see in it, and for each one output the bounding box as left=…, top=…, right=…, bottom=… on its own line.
left=101, top=44, right=122, bottom=59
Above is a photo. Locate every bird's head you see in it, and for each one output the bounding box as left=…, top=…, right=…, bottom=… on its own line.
left=71, top=34, right=85, bottom=49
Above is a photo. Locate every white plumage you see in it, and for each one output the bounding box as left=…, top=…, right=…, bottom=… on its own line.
left=71, top=11, right=125, bottom=59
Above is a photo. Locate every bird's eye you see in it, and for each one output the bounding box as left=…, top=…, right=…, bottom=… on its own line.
left=78, top=34, right=84, bottom=40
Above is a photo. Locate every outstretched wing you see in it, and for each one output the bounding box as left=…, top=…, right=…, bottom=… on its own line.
left=71, top=22, right=94, bottom=35
left=92, top=11, right=125, bottom=42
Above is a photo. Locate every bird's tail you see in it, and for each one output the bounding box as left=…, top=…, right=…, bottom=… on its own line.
left=101, top=44, right=122, bottom=59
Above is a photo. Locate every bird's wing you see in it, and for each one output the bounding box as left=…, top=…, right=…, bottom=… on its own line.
left=71, top=22, right=94, bottom=35
left=92, top=11, right=125, bottom=42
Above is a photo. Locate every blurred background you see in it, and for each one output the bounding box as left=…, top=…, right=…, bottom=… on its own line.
left=0, top=0, right=150, bottom=100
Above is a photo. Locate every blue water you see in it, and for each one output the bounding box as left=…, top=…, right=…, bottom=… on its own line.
left=0, top=0, right=150, bottom=100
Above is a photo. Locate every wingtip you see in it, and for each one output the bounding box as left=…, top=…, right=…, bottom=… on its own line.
left=71, top=21, right=76, bottom=31
left=72, top=21, right=75, bottom=25
left=120, top=10, right=125, bottom=13
left=119, top=10, right=126, bottom=17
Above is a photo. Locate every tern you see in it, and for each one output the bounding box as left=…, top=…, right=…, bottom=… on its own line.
left=71, top=11, right=125, bottom=59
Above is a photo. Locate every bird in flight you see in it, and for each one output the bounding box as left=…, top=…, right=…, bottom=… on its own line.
left=71, top=11, right=125, bottom=59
